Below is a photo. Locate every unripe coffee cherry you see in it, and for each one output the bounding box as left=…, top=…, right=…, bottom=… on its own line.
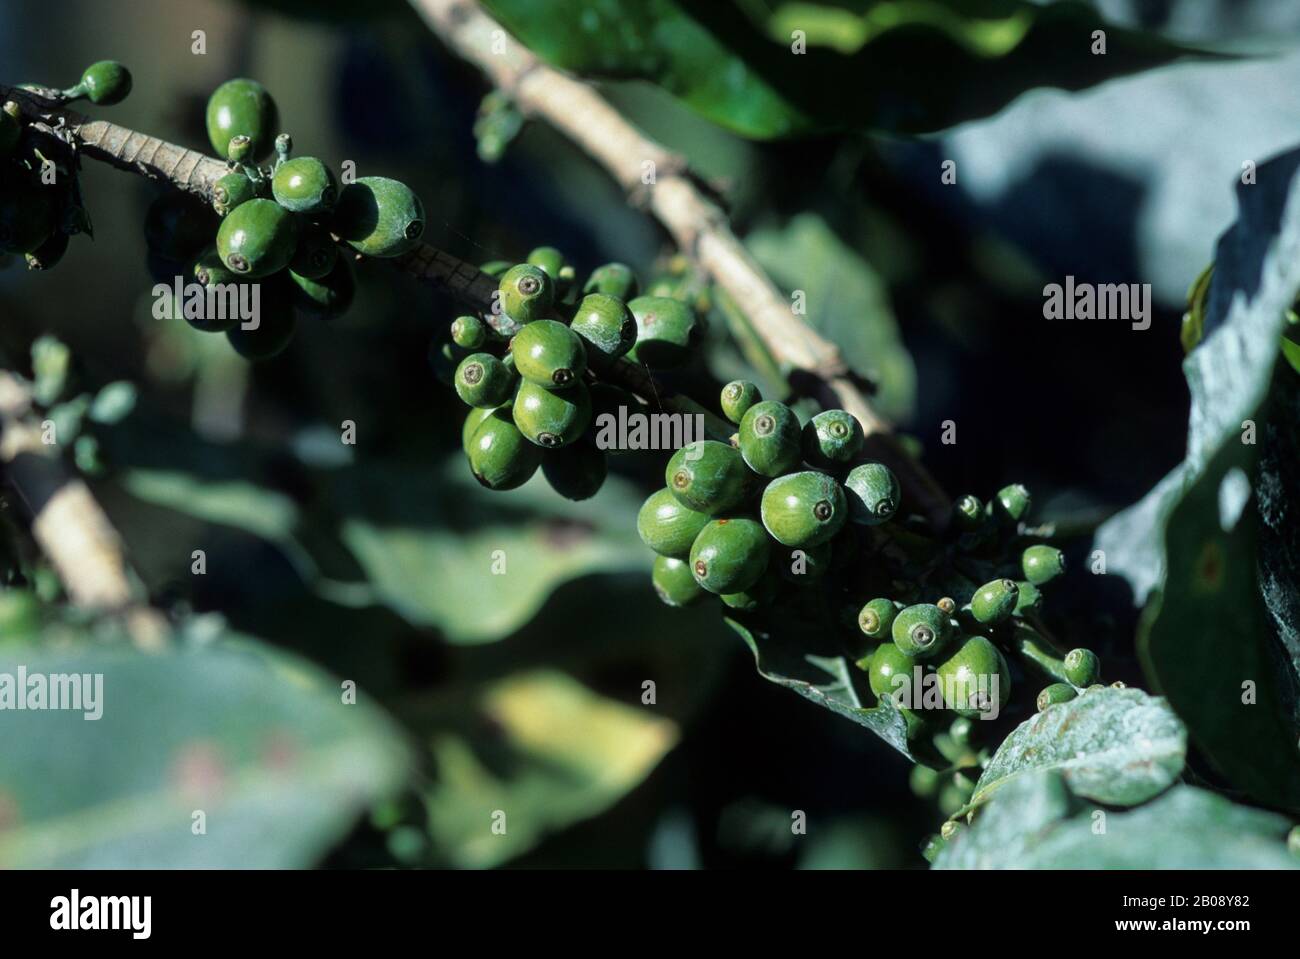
left=935, top=635, right=1011, bottom=717
left=1037, top=683, right=1077, bottom=711
left=1022, top=544, right=1066, bottom=585
left=953, top=493, right=984, bottom=529
left=868, top=642, right=917, bottom=700
left=1014, top=580, right=1042, bottom=615
left=216, top=198, right=298, bottom=278
left=66, top=60, right=133, bottom=105
left=206, top=78, right=278, bottom=161
left=290, top=255, right=354, bottom=317
left=759, top=470, right=846, bottom=548
left=454, top=353, right=515, bottom=408
left=990, top=483, right=1031, bottom=525
left=652, top=555, right=703, bottom=607
left=526, top=245, right=566, bottom=280
left=802, top=409, right=863, bottom=468
left=542, top=442, right=607, bottom=501
left=332, top=176, right=425, bottom=258
left=512, top=379, right=591, bottom=448
left=720, top=570, right=780, bottom=611
left=466, top=408, right=541, bottom=490
left=665, top=441, right=749, bottom=515
left=272, top=156, right=337, bottom=214
left=451, top=315, right=488, bottom=350
left=637, top=487, right=711, bottom=558
left=892, top=603, right=953, bottom=659
left=720, top=380, right=762, bottom=424
left=626, top=295, right=699, bottom=368
left=583, top=262, right=639, bottom=301
left=1063, top=648, right=1101, bottom=686
left=970, top=578, right=1018, bottom=624
left=212, top=171, right=257, bottom=218
left=496, top=263, right=554, bottom=323
left=738, top=400, right=801, bottom=477
left=688, top=517, right=770, bottom=594
left=510, top=319, right=587, bottom=388
left=844, top=462, right=899, bottom=525
left=569, top=294, right=636, bottom=360
left=858, top=597, right=900, bottom=639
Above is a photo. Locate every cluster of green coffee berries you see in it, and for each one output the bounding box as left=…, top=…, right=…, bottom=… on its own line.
left=143, top=76, right=424, bottom=359
left=0, top=62, right=133, bottom=270
left=445, top=250, right=705, bottom=499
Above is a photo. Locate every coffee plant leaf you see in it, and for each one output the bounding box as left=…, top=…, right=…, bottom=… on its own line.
left=0, top=635, right=410, bottom=868
left=1096, top=146, right=1300, bottom=811
left=749, top=213, right=916, bottom=421
left=971, top=687, right=1186, bottom=809
left=410, top=669, right=678, bottom=868
left=327, top=461, right=648, bottom=644
left=482, top=0, right=1193, bottom=138
left=726, top=616, right=916, bottom=760
left=935, top=769, right=1300, bottom=869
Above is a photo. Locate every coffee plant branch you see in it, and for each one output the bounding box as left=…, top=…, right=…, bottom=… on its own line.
left=0, top=372, right=169, bottom=650
left=410, top=0, right=951, bottom=526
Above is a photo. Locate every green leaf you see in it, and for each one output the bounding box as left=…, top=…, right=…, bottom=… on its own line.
left=409, top=669, right=678, bottom=868
left=327, top=461, right=649, bottom=644
left=971, top=687, right=1186, bottom=809
left=481, top=0, right=1193, bottom=138
left=726, top=614, right=915, bottom=759
left=748, top=214, right=916, bottom=421
left=88, top=380, right=138, bottom=424
left=0, top=635, right=409, bottom=867
left=935, top=770, right=1299, bottom=869
left=1095, top=147, right=1300, bottom=811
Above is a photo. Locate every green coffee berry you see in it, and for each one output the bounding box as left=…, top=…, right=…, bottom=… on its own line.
left=637, top=487, right=711, bottom=558
left=216, top=198, right=298, bottom=278
left=496, top=263, right=554, bottom=323
left=583, top=262, right=639, bottom=301
left=212, top=171, right=257, bottom=218
left=1037, top=683, right=1078, bottom=712
left=844, top=462, right=899, bottom=525
left=949, top=716, right=976, bottom=747
left=290, top=255, right=354, bottom=317
left=526, top=245, right=566, bottom=280
left=542, top=442, right=607, bottom=501
left=226, top=134, right=253, bottom=165
left=1287, top=825, right=1300, bottom=858
left=332, top=176, right=424, bottom=258
left=737, top=400, right=801, bottom=477
left=206, top=78, right=278, bottom=161
left=462, top=405, right=497, bottom=455
left=759, top=470, right=846, bottom=548
left=182, top=248, right=240, bottom=330
left=920, top=834, right=947, bottom=864
left=512, top=379, right=591, bottom=448
left=909, top=765, right=941, bottom=799
left=467, top=408, right=542, bottom=490
left=1063, top=648, right=1101, bottom=686
left=653, top=555, right=703, bottom=608
left=664, top=441, right=749, bottom=515
left=990, top=483, right=1031, bottom=525
left=868, top=643, right=916, bottom=700
left=858, top=598, right=900, bottom=639
left=720, top=380, right=762, bottom=424
left=936, top=635, right=1011, bottom=718
left=66, top=60, right=132, bottom=105
left=510, top=319, right=587, bottom=388
left=288, top=224, right=339, bottom=280
left=970, top=578, right=1018, bottom=625
left=689, top=517, right=770, bottom=594
left=1022, top=544, right=1066, bottom=585
left=224, top=276, right=297, bottom=360
left=776, top=541, right=832, bottom=585
left=626, top=295, right=699, bottom=368
left=451, top=315, right=488, bottom=350
left=454, top=353, right=514, bottom=408
left=1013, top=580, right=1042, bottom=615
left=568, top=293, right=636, bottom=360
left=272, top=156, right=337, bottom=214
left=892, top=603, right=953, bottom=659
left=480, top=259, right=511, bottom=278
left=953, top=494, right=984, bottom=529
left=143, top=191, right=217, bottom=262
left=802, top=409, right=864, bottom=468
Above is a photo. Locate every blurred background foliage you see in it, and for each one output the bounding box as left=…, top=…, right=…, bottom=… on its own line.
left=2, top=0, right=1299, bottom=867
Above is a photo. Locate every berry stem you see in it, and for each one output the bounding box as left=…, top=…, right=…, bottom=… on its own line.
left=409, top=0, right=951, bottom=528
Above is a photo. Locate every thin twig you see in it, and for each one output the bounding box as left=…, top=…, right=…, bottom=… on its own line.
left=408, top=0, right=950, bottom=526
left=0, top=373, right=169, bottom=650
